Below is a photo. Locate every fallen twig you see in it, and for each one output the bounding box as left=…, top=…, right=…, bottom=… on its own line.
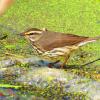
left=81, top=58, right=100, bottom=67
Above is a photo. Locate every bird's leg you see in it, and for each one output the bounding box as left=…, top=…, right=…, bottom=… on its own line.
left=61, top=55, right=70, bottom=69
left=48, top=60, right=60, bottom=68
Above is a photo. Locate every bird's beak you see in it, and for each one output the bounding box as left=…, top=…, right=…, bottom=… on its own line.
left=19, top=32, right=25, bottom=36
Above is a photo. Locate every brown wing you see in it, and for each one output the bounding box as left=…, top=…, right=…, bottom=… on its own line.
left=37, top=31, right=89, bottom=51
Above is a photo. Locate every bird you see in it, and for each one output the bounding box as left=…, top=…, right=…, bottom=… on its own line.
left=20, top=28, right=100, bottom=68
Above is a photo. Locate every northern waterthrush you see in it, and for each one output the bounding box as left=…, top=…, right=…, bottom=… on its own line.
left=20, top=28, right=100, bottom=68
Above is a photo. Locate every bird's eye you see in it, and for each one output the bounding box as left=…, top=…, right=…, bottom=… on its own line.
left=29, top=32, right=40, bottom=35
left=29, top=33, right=34, bottom=35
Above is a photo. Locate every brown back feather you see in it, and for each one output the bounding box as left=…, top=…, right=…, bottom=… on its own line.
left=35, top=31, right=89, bottom=51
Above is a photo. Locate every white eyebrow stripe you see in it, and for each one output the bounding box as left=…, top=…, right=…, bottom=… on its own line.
left=29, top=31, right=42, bottom=34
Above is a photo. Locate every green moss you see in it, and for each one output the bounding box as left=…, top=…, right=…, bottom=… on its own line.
left=17, top=82, right=88, bottom=99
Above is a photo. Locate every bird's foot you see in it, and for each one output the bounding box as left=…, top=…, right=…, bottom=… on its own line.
left=48, top=63, right=53, bottom=68
left=59, top=63, right=67, bottom=69
left=46, top=60, right=67, bottom=69
left=48, top=60, right=60, bottom=68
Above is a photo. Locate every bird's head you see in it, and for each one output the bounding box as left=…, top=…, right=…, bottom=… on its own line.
left=20, top=28, right=47, bottom=42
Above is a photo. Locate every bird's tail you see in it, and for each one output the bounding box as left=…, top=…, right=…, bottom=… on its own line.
left=78, top=35, right=100, bottom=46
